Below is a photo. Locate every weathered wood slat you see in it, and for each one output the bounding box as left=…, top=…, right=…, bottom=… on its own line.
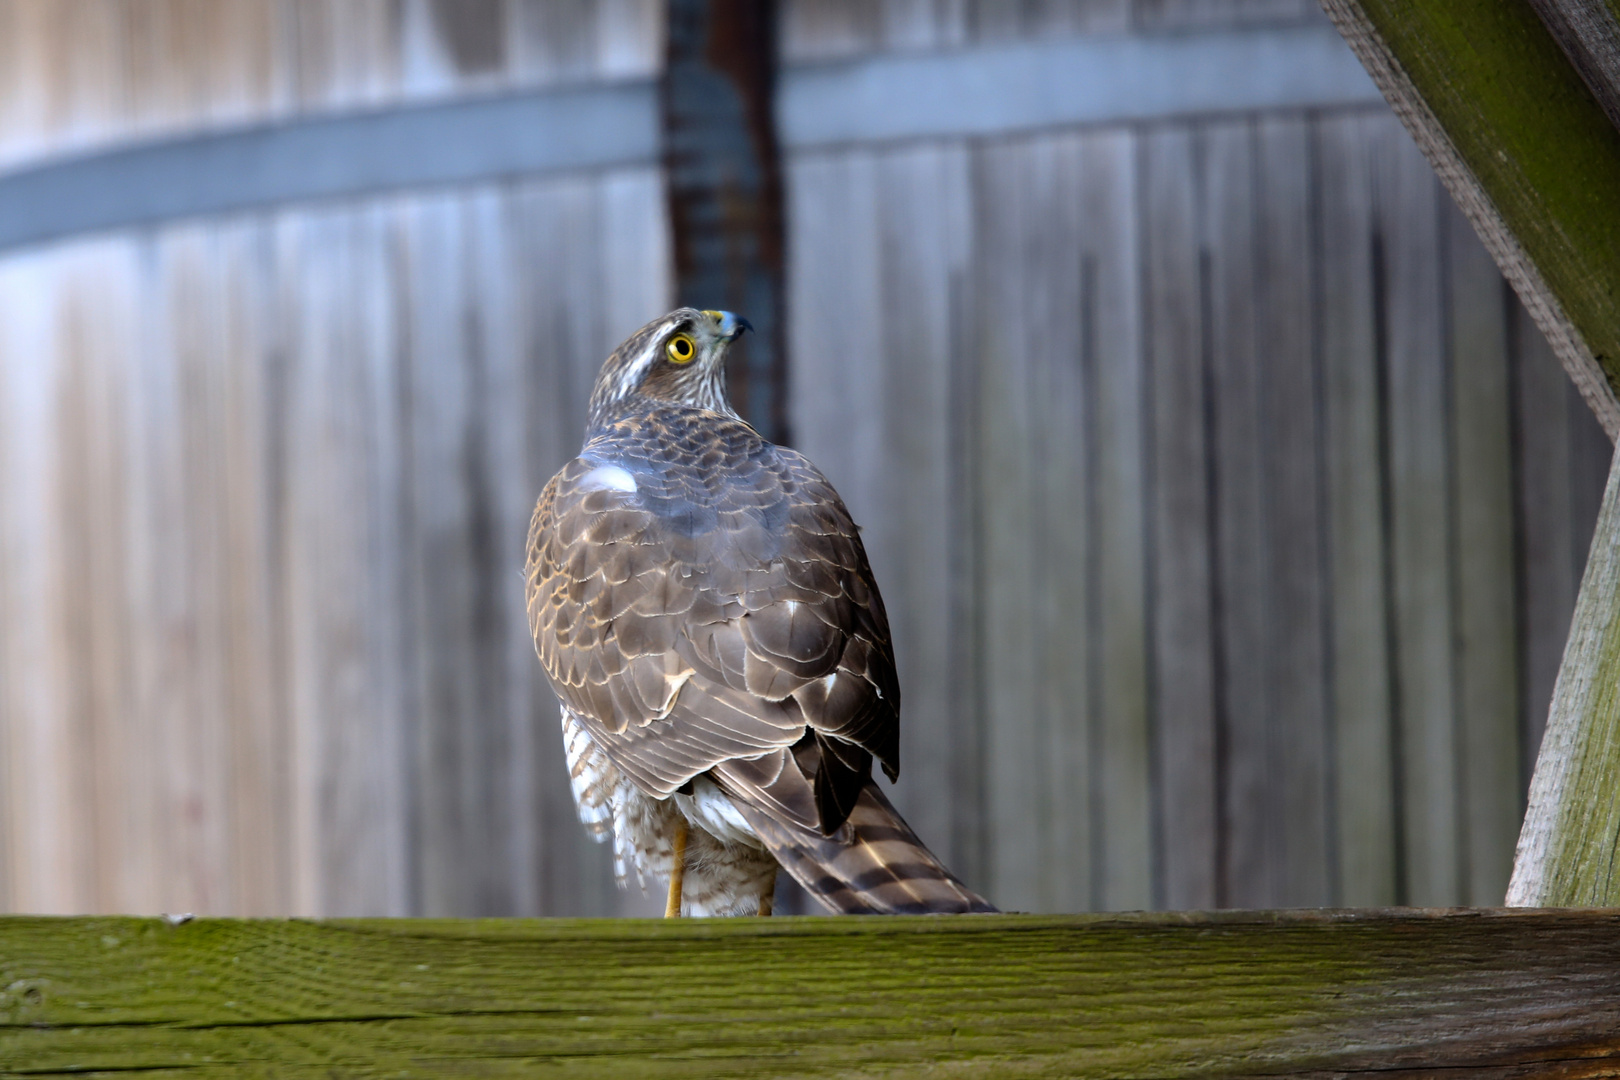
left=1204, top=119, right=1270, bottom=909
left=56, top=243, right=144, bottom=912
left=1513, top=310, right=1575, bottom=770
left=1079, top=128, right=1152, bottom=914
left=1255, top=114, right=1331, bottom=907
left=281, top=207, right=411, bottom=917
left=781, top=0, right=1134, bottom=63
left=941, top=164, right=989, bottom=894
left=867, top=146, right=973, bottom=879
left=0, top=0, right=663, bottom=171
left=973, top=140, right=1046, bottom=914
left=1509, top=441, right=1620, bottom=906
left=214, top=225, right=292, bottom=916
left=1022, top=134, right=1093, bottom=914
left=1529, top=0, right=1620, bottom=137
left=3, top=911, right=1619, bottom=1077
left=1315, top=112, right=1397, bottom=908
left=1140, top=124, right=1218, bottom=911
left=1445, top=198, right=1522, bottom=906
left=1135, top=0, right=1320, bottom=32
left=151, top=229, right=238, bottom=915
left=1373, top=122, right=1459, bottom=907
left=404, top=192, right=529, bottom=917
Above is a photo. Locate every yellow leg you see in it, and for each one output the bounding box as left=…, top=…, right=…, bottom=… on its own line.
left=665, top=815, right=688, bottom=918
left=758, top=890, right=773, bottom=917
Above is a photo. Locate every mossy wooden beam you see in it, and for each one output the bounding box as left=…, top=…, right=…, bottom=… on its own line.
left=1510, top=444, right=1620, bottom=906
left=1321, top=0, right=1620, bottom=439
left=1529, top=0, right=1620, bottom=135
left=3, top=910, right=1619, bottom=1077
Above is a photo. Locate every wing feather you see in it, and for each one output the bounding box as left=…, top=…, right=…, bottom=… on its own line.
left=527, top=406, right=899, bottom=831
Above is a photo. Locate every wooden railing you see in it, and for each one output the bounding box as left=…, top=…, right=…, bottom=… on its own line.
left=3, top=908, right=1618, bottom=1077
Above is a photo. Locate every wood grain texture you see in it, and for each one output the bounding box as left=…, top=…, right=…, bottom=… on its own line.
left=780, top=0, right=1323, bottom=59
left=1373, top=121, right=1459, bottom=907
left=1025, top=134, right=1094, bottom=914
left=1529, top=0, right=1620, bottom=137
left=1446, top=197, right=1522, bottom=905
left=1203, top=119, right=1269, bottom=909
left=866, top=146, right=974, bottom=879
left=1254, top=115, right=1331, bottom=908
left=779, top=0, right=1134, bottom=63
left=1140, top=124, right=1217, bottom=911
left=0, top=168, right=671, bottom=918
left=1080, top=129, right=1152, bottom=913
left=4, top=910, right=1620, bottom=1077
left=0, top=0, right=661, bottom=169
left=973, top=139, right=1047, bottom=914
left=1509, top=441, right=1620, bottom=906
left=1316, top=112, right=1397, bottom=908
left=1134, top=0, right=1320, bottom=32
left=1514, top=308, right=1575, bottom=764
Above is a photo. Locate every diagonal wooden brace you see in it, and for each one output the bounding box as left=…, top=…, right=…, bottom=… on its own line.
left=1511, top=440, right=1620, bottom=905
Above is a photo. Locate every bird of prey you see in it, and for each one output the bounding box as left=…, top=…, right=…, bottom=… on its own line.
left=526, top=308, right=993, bottom=916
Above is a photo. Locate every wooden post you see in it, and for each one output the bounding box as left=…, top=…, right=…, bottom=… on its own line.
left=1509, top=442, right=1620, bottom=905
left=662, top=0, right=789, bottom=445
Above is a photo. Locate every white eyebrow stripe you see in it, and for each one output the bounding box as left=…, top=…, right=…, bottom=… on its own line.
left=612, top=340, right=661, bottom=401
left=578, top=464, right=638, bottom=493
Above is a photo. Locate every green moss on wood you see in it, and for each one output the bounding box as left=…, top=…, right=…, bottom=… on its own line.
left=1352, top=1, right=1620, bottom=396
left=2, top=910, right=1619, bottom=1077
left=1511, top=452, right=1620, bottom=906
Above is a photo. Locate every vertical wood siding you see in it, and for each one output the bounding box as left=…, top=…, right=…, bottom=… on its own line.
left=0, top=0, right=1609, bottom=914
left=0, top=177, right=672, bottom=916
left=0, top=0, right=661, bottom=169
left=788, top=108, right=1611, bottom=911
left=783, top=1, right=1610, bottom=913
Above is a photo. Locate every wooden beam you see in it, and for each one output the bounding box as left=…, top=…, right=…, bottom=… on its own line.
left=1320, top=0, right=1620, bottom=440
left=662, top=0, right=789, bottom=444
left=3, top=911, right=1619, bottom=1076
left=1509, top=443, right=1620, bottom=905
left=1529, top=0, right=1620, bottom=136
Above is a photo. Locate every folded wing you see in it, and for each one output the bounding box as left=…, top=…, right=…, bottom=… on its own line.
left=526, top=408, right=897, bottom=831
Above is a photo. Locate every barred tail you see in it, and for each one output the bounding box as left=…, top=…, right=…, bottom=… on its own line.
left=735, top=782, right=996, bottom=915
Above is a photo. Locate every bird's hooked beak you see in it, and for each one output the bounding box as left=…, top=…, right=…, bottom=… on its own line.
left=703, top=310, right=752, bottom=343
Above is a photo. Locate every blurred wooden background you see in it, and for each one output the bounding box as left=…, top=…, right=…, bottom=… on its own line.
left=0, top=0, right=1608, bottom=917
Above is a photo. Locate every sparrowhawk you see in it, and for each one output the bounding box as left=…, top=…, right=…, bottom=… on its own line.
left=526, top=308, right=993, bottom=916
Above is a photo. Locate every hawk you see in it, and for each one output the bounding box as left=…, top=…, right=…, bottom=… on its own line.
left=526, top=308, right=993, bottom=916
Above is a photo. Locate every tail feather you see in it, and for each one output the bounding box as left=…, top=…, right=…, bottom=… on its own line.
left=732, top=781, right=996, bottom=914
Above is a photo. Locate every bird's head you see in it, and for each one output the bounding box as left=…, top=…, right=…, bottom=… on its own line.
left=586, top=308, right=751, bottom=429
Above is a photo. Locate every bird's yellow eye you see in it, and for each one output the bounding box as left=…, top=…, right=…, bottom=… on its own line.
left=666, top=333, right=696, bottom=364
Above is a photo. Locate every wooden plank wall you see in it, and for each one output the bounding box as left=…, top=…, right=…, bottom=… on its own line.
left=784, top=0, right=1613, bottom=911
left=0, top=0, right=1609, bottom=917
left=0, top=0, right=671, bottom=918
left=0, top=0, right=660, bottom=169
